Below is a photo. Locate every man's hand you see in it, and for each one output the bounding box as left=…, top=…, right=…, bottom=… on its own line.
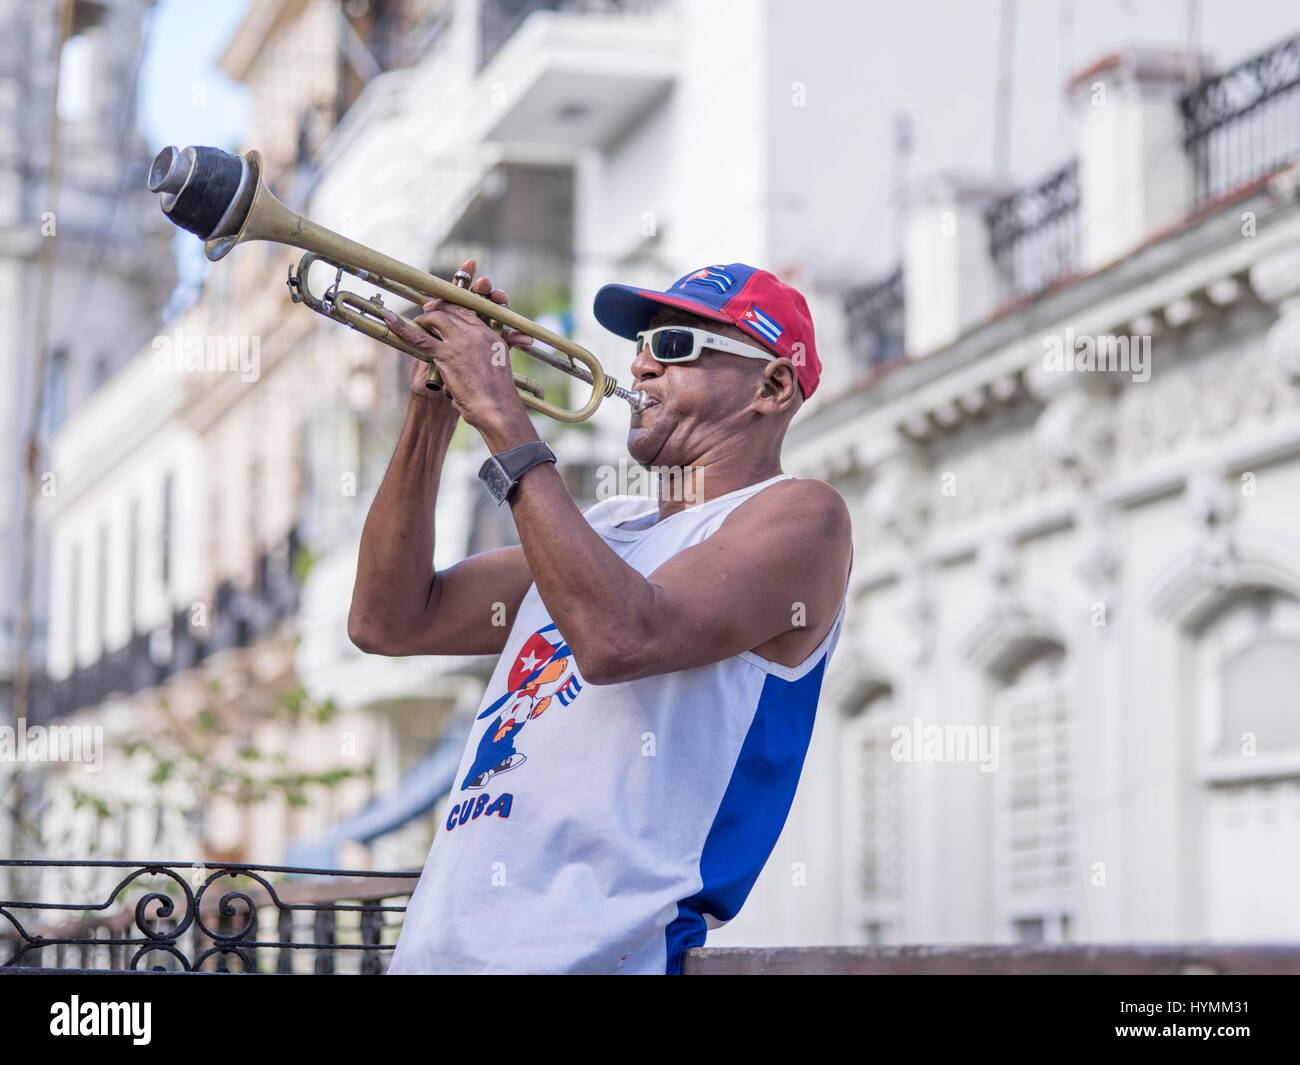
left=386, top=259, right=538, bottom=447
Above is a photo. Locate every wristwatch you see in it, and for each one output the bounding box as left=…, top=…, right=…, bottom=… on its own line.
left=478, top=441, right=557, bottom=505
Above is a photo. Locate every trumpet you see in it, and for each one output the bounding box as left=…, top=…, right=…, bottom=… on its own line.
left=146, top=146, right=646, bottom=422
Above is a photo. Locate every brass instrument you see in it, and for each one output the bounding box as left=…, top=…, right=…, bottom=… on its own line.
left=147, top=146, right=645, bottom=422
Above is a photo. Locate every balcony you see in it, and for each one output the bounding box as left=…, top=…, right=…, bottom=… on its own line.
left=38, top=530, right=303, bottom=722
left=1182, top=30, right=1300, bottom=205
left=475, top=0, right=676, bottom=150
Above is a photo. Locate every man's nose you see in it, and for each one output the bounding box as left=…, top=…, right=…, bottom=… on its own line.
left=631, top=341, right=664, bottom=384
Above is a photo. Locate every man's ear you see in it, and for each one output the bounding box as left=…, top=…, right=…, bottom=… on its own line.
left=758, top=358, right=800, bottom=410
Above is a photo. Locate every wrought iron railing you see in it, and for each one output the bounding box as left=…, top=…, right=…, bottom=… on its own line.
left=986, top=159, right=1081, bottom=300
left=0, top=860, right=418, bottom=974
left=844, top=267, right=905, bottom=373
left=1182, top=31, right=1300, bottom=205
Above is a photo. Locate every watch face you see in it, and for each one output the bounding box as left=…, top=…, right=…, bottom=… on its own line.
left=480, top=457, right=513, bottom=504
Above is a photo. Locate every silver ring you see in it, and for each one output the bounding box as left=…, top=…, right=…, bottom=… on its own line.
left=452, top=270, right=473, bottom=289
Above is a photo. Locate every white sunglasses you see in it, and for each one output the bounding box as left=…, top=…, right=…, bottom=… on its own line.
left=635, top=326, right=776, bottom=365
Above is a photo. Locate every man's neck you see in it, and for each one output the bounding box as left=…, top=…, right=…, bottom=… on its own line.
left=649, top=448, right=785, bottom=524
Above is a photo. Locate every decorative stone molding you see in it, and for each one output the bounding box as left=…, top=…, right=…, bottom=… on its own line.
left=1075, top=493, right=1120, bottom=612
left=1032, top=386, right=1116, bottom=488
left=825, top=649, right=896, bottom=715
left=1148, top=523, right=1300, bottom=629
left=1115, top=341, right=1292, bottom=462
left=863, top=437, right=931, bottom=545
left=896, top=555, right=936, bottom=667
left=899, top=370, right=1024, bottom=443
left=1183, top=465, right=1239, bottom=589
left=959, top=592, right=1067, bottom=678
left=1266, top=297, right=1300, bottom=386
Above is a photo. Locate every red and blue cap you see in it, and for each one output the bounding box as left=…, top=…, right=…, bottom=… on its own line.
left=593, top=263, right=821, bottom=399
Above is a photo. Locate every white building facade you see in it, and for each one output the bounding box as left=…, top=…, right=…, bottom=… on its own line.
left=719, top=38, right=1300, bottom=949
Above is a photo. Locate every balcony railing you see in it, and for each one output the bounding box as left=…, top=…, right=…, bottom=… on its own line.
left=6, top=862, right=1300, bottom=975
left=478, top=0, right=665, bottom=71
left=35, top=529, right=303, bottom=722
left=1182, top=31, right=1300, bottom=205
left=844, top=267, right=905, bottom=374
left=0, top=860, right=418, bottom=974
left=986, top=159, right=1080, bottom=300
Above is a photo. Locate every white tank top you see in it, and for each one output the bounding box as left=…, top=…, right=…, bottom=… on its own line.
left=388, top=473, right=847, bottom=975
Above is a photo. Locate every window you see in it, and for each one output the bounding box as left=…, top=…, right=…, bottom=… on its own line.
left=1197, top=588, right=1300, bottom=938
left=95, top=523, right=108, bottom=657
left=841, top=688, right=905, bottom=944
left=1198, top=589, right=1300, bottom=780
left=993, top=646, right=1075, bottom=943
left=160, top=473, right=174, bottom=595
left=127, top=499, right=139, bottom=634
left=68, top=542, right=81, bottom=669
left=43, top=347, right=67, bottom=434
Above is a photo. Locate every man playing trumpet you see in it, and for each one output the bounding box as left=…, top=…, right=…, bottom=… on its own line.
left=350, top=258, right=852, bottom=975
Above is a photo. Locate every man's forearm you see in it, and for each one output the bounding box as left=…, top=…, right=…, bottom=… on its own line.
left=481, top=414, right=652, bottom=679
left=349, top=396, right=458, bottom=645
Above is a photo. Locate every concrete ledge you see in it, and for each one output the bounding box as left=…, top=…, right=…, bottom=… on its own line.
left=682, top=944, right=1300, bottom=975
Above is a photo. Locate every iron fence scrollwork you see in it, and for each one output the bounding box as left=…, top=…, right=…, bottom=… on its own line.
left=0, top=860, right=418, bottom=974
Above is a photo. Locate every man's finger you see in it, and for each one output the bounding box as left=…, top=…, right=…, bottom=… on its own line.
left=415, top=308, right=471, bottom=336
left=382, top=309, right=442, bottom=351
left=503, top=328, right=534, bottom=349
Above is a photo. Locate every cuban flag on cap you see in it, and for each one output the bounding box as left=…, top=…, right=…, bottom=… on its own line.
left=679, top=266, right=736, bottom=294
left=740, top=303, right=783, bottom=346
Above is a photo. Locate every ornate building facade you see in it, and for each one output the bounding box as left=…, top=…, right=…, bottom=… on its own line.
left=720, top=38, right=1300, bottom=948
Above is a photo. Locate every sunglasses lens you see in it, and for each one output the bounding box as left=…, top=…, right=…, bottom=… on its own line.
left=650, top=329, right=696, bottom=362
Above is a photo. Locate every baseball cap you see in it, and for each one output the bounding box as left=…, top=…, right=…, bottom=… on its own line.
left=593, top=263, right=821, bottom=399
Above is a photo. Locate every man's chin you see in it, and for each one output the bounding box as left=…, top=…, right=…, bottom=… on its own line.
left=626, top=427, right=667, bottom=468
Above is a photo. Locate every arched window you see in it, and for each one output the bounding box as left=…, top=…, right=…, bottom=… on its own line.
left=992, top=645, right=1075, bottom=943
left=1196, top=588, right=1300, bottom=939
left=840, top=687, right=905, bottom=945
left=1197, top=588, right=1300, bottom=780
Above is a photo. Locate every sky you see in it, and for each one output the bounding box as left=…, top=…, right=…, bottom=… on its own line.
left=138, top=0, right=251, bottom=153
left=131, top=0, right=1300, bottom=280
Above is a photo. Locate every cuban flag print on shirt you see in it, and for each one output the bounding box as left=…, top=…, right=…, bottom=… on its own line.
left=740, top=303, right=784, bottom=346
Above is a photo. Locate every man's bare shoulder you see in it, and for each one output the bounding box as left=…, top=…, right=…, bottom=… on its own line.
left=729, top=476, right=852, bottom=541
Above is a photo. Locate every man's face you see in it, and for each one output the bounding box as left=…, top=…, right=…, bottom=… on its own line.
left=625, top=308, right=792, bottom=468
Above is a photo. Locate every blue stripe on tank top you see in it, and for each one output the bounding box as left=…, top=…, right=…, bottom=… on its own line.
left=663, top=653, right=829, bottom=975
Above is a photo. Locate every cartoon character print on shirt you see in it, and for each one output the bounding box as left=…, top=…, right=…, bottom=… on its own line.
left=460, top=623, right=583, bottom=791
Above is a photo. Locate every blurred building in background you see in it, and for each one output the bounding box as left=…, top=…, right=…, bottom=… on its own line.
left=15, top=0, right=1300, bottom=958
left=0, top=0, right=172, bottom=876
left=733, top=34, right=1300, bottom=949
